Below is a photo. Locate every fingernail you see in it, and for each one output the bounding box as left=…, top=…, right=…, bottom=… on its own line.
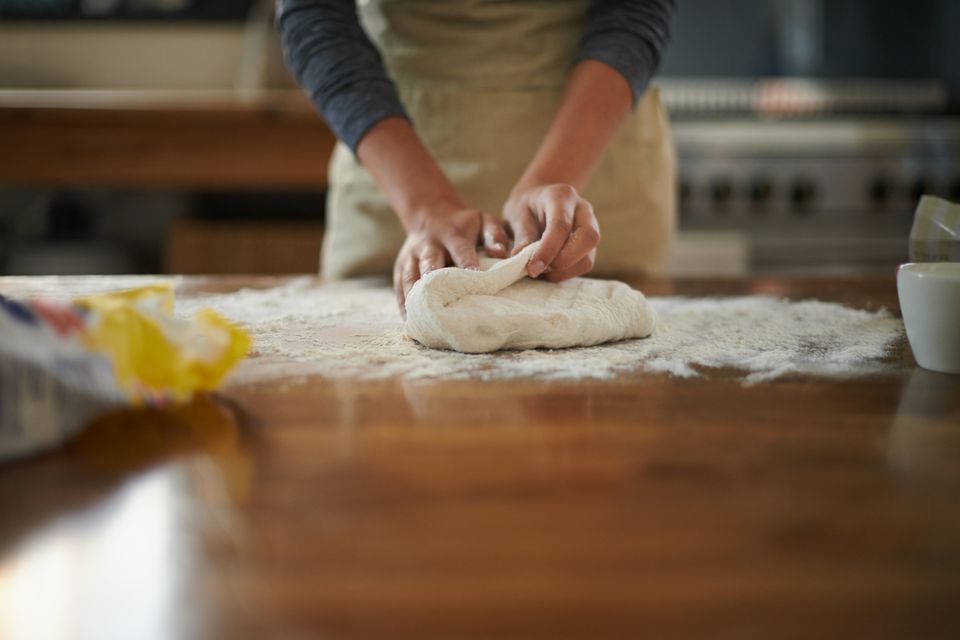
left=492, top=243, right=505, bottom=253
left=529, top=259, right=546, bottom=277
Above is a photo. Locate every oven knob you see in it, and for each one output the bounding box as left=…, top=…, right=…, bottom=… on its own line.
left=749, top=177, right=773, bottom=205
left=868, top=176, right=892, bottom=205
left=789, top=179, right=817, bottom=212
left=710, top=179, right=734, bottom=209
left=909, top=177, right=931, bottom=203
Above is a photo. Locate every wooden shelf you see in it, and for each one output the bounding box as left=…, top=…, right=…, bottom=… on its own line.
left=0, top=89, right=337, bottom=189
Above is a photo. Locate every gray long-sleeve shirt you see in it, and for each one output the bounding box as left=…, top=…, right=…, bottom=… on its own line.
left=277, top=0, right=675, bottom=152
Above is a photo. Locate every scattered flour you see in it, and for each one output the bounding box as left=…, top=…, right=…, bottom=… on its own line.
left=174, top=278, right=905, bottom=384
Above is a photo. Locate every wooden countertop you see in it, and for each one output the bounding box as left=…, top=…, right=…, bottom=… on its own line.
left=1, top=275, right=959, bottom=639
left=0, top=89, right=336, bottom=188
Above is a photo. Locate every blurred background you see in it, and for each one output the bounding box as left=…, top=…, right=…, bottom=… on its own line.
left=1, top=0, right=958, bottom=276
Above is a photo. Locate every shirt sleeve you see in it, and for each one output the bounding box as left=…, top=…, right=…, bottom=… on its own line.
left=276, top=0, right=410, bottom=153
left=575, top=0, right=676, bottom=105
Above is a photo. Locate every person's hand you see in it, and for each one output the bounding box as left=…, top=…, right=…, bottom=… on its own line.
left=394, top=205, right=510, bottom=316
left=502, top=183, right=600, bottom=282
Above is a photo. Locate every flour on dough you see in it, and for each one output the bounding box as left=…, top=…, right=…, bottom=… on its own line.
left=404, top=242, right=656, bottom=353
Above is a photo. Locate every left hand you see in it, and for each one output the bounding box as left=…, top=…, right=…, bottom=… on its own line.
left=393, top=205, right=509, bottom=316
left=502, top=183, right=601, bottom=282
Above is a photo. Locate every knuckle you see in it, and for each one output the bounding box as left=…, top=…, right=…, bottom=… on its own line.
left=482, top=212, right=495, bottom=225
left=548, top=184, right=578, bottom=200
left=581, top=225, right=601, bottom=246
left=451, top=223, right=471, bottom=237
left=522, top=216, right=541, bottom=233
left=550, top=218, right=573, bottom=235
left=464, top=209, right=484, bottom=226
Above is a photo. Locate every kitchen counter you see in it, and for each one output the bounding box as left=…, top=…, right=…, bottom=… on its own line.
left=1, top=275, right=959, bottom=639
left=0, top=89, right=335, bottom=188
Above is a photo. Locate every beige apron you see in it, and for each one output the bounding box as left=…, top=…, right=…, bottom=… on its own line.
left=323, top=0, right=676, bottom=279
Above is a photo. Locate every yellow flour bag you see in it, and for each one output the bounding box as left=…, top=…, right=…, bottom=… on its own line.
left=0, top=284, right=251, bottom=461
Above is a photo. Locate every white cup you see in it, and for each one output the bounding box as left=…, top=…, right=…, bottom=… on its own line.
left=897, top=262, right=960, bottom=374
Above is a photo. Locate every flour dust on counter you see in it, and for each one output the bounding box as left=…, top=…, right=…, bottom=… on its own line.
left=173, top=278, right=904, bottom=384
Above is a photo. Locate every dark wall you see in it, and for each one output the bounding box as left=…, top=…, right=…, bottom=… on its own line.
left=660, top=0, right=959, bottom=95
left=660, top=0, right=778, bottom=77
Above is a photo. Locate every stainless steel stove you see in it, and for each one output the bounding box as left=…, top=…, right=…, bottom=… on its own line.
left=663, top=79, right=960, bottom=275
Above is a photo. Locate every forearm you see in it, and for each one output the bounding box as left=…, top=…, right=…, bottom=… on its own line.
left=356, top=117, right=465, bottom=231
left=513, top=0, right=675, bottom=192
left=276, top=0, right=409, bottom=152
left=513, top=60, right=633, bottom=194
left=364, top=119, right=509, bottom=310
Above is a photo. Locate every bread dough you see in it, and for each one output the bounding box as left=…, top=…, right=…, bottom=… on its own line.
left=404, top=242, right=656, bottom=353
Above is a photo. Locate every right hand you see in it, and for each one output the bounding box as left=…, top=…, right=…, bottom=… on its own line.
left=394, top=206, right=510, bottom=316
left=502, top=183, right=600, bottom=283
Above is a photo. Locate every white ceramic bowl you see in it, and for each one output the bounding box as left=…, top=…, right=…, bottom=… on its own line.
left=897, top=262, right=960, bottom=375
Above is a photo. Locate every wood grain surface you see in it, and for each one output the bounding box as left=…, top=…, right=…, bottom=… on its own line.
left=0, top=90, right=335, bottom=188
left=1, top=275, right=959, bottom=640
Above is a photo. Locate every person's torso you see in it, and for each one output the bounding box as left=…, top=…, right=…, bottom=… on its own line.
left=323, top=0, right=676, bottom=280
left=358, top=0, right=588, bottom=91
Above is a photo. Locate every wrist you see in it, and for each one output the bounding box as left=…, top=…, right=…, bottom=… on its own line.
left=510, top=174, right=549, bottom=198
left=402, top=193, right=467, bottom=232
left=511, top=175, right=578, bottom=202
left=354, top=116, right=469, bottom=233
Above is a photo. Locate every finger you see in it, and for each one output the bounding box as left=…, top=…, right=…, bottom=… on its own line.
left=396, top=254, right=420, bottom=318
left=543, top=253, right=595, bottom=283
left=507, top=212, right=541, bottom=257
left=482, top=214, right=510, bottom=258
left=550, top=201, right=600, bottom=272
left=529, top=187, right=577, bottom=277
left=393, top=257, right=405, bottom=311
left=444, top=238, right=480, bottom=270
left=418, top=242, right=446, bottom=275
